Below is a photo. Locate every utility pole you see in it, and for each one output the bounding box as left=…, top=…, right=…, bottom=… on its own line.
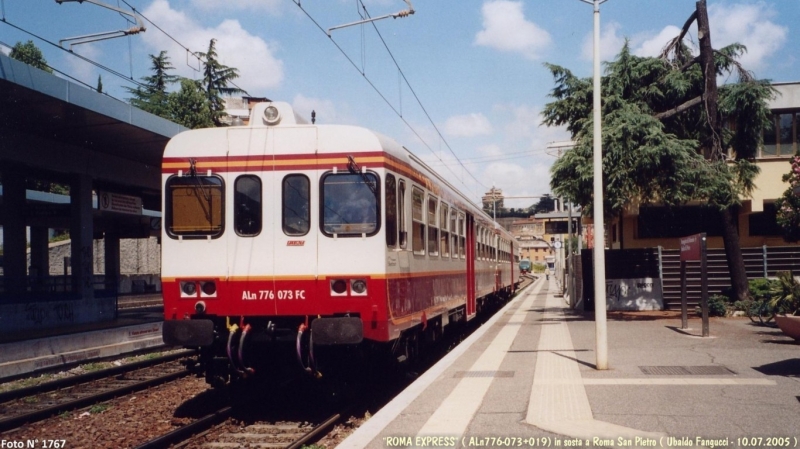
left=580, top=0, right=609, bottom=370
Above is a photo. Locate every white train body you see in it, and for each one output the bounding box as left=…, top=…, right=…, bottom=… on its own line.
left=161, top=102, right=519, bottom=381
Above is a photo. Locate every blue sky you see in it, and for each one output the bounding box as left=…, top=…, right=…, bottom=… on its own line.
left=2, top=0, right=798, bottom=208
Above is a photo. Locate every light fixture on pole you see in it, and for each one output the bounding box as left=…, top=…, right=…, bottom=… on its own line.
left=579, top=0, right=609, bottom=370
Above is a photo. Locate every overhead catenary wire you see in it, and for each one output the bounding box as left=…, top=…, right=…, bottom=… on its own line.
left=357, top=0, right=484, bottom=189
left=0, top=18, right=148, bottom=92
left=291, top=0, right=489, bottom=194
left=117, top=0, right=249, bottom=94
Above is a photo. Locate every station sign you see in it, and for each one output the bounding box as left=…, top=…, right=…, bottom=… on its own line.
left=98, top=191, right=142, bottom=215
left=545, top=219, right=579, bottom=235
left=679, top=233, right=703, bottom=261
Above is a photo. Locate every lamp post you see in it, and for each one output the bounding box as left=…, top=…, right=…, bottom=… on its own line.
left=580, top=0, right=609, bottom=370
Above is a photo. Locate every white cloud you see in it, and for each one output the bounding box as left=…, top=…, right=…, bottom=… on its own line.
left=503, top=104, right=541, bottom=139
left=292, top=94, right=346, bottom=125
left=582, top=21, right=625, bottom=62
left=188, top=0, right=282, bottom=13
left=63, top=43, right=101, bottom=87
left=633, top=25, right=682, bottom=58
left=444, top=113, right=493, bottom=138
left=481, top=161, right=553, bottom=209
left=140, top=0, right=284, bottom=94
left=708, top=2, right=787, bottom=71
left=474, top=0, right=552, bottom=60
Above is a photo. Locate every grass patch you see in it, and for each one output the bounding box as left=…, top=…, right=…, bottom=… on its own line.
left=89, top=404, right=109, bottom=414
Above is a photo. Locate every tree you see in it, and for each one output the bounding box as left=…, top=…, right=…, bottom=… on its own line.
left=531, top=195, right=555, bottom=214
left=97, top=75, right=103, bottom=93
left=198, top=39, right=247, bottom=126
left=775, top=154, right=800, bottom=242
left=543, top=0, right=775, bottom=302
left=167, top=79, right=214, bottom=129
left=9, top=40, right=53, bottom=73
left=125, top=51, right=179, bottom=118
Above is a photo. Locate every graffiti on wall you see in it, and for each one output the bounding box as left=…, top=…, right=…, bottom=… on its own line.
left=605, top=277, right=663, bottom=311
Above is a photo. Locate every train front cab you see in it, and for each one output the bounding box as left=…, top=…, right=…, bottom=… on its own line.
left=161, top=125, right=387, bottom=382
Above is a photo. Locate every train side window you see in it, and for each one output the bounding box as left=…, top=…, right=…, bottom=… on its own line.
left=320, top=172, right=379, bottom=237
left=282, top=174, right=310, bottom=236
left=412, top=187, right=425, bottom=254
left=476, top=226, right=482, bottom=260
left=166, top=175, right=224, bottom=239
left=234, top=175, right=262, bottom=237
left=399, top=180, right=407, bottom=249
left=450, top=209, right=458, bottom=260
left=458, top=213, right=465, bottom=259
left=427, top=195, right=439, bottom=256
left=440, top=203, right=450, bottom=258
left=386, top=174, right=397, bottom=247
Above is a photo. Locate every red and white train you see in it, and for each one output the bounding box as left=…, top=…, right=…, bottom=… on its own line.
left=161, top=102, right=520, bottom=386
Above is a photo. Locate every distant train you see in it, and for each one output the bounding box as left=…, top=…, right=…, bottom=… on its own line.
left=519, top=258, right=531, bottom=274
left=161, top=102, right=520, bottom=386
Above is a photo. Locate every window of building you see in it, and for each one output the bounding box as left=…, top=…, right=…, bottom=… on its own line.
left=235, top=175, right=262, bottom=236
left=761, top=112, right=799, bottom=157
left=638, top=206, right=725, bottom=238
left=749, top=203, right=782, bottom=237
left=321, top=172, right=379, bottom=237
left=166, top=175, right=224, bottom=238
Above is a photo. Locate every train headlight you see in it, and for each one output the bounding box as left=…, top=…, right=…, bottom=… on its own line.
left=195, top=301, right=206, bottom=314
left=201, top=281, right=217, bottom=297
left=330, top=279, right=347, bottom=295
left=181, top=281, right=197, bottom=297
left=351, top=279, right=367, bottom=296
left=263, top=105, right=281, bottom=125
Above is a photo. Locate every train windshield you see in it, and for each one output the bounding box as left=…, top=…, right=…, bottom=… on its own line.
left=166, top=176, right=224, bottom=238
left=321, top=172, right=379, bottom=236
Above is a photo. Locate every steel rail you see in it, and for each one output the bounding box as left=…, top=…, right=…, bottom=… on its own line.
left=133, top=406, right=233, bottom=449
left=0, top=368, right=191, bottom=432
left=0, top=349, right=196, bottom=403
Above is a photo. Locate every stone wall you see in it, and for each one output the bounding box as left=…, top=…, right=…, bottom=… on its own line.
left=26, top=237, right=161, bottom=293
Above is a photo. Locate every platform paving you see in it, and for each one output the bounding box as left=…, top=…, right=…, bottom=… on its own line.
left=338, top=277, right=800, bottom=449
left=0, top=304, right=164, bottom=380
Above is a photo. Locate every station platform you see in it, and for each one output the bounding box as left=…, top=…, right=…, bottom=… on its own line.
left=0, top=295, right=165, bottom=380
left=339, top=277, right=800, bottom=448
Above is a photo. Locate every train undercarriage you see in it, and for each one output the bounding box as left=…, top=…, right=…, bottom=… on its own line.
left=172, top=286, right=516, bottom=388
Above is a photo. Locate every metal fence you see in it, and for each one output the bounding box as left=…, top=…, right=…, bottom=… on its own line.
left=576, top=245, right=800, bottom=310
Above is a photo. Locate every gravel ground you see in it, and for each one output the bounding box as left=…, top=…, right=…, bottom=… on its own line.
left=2, top=375, right=209, bottom=449
left=0, top=350, right=187, bottom=395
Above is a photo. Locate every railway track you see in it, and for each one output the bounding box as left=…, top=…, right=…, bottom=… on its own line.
left=0, top=350, right=196, bottom=432
left=134, top=407, right=345, bottom=449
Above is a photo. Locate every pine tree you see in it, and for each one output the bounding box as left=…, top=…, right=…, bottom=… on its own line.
left=542, top=0, right=775, bottom=301
left=125, top=51, right=179, bottom=117
left=198, top=39, right=247, bottom=126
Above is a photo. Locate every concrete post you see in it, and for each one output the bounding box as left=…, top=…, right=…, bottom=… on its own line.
left=104, top=231, right=120, bottom=294
left=1, top=167, right=27, bottom=294
left=70, top=174, right=94, bottom=298
left=30, top=226, right=50, bottom=292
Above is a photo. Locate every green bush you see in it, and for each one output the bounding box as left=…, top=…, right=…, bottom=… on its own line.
left=749, top=278, right=775, bottom=301
left=697, top=294, right=728, bottom=317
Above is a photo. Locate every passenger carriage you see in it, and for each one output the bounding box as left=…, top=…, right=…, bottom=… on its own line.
left=161, top=102, right=519, bottom=385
